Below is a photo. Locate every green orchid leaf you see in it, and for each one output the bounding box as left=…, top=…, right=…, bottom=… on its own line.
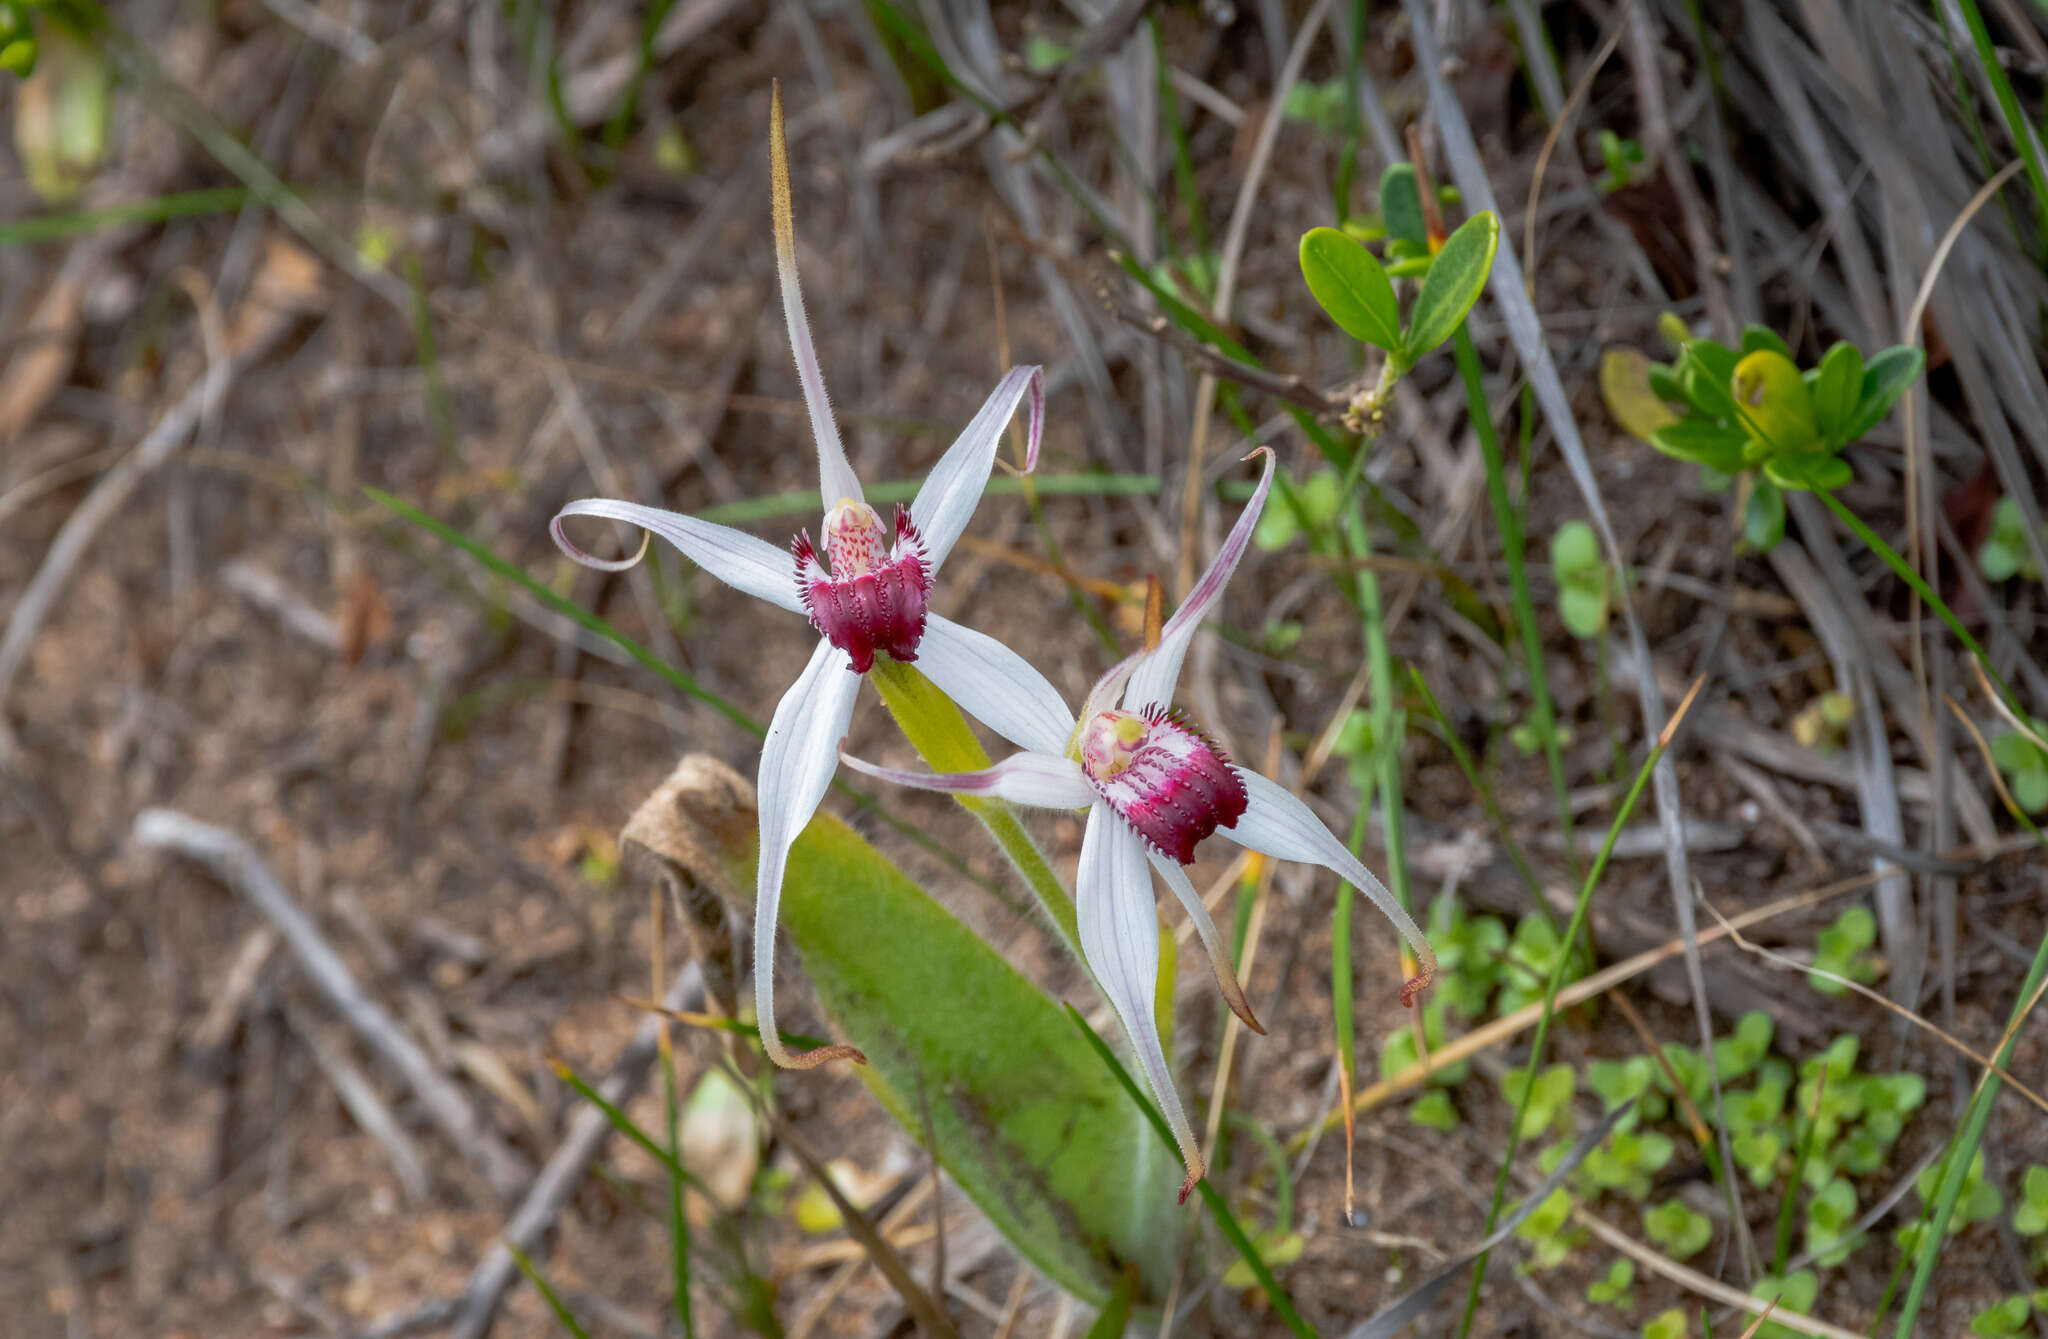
left=1731, top=349, right=1820, bottom=455
left=668, top=763, right=1181, bottom=1305
left=1404, top=211, right=1500, bottom=358
left=1299, top=227, right=1403, bottom=352
left=1648, top=418, right=1749, bottom=474
left=1763, top=452, right=1853, bottom=493
left=1838, top=344, right=1926, bottom=443
left=1380, top=161, right=1426, bottom=245
left=1811, top=341, right=1863, bottom=445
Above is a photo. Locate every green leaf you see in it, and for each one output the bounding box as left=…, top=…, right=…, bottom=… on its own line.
left=2016, top=1166, right=2048, bottom=1235
left=1299, top=227, right=1402, bottom=352
left=1970, top=1296, right=2034, bottom=1338
left=1404, top=211, right=1500, bottom=358
left=1642, top=1308, right=1689, bottom=1339
left=1811, top=342, right=1863, bottom=445
left=752, top=811, right=1181, bottom=1302
left=1551, top=519, right=1601, bottom=574
left=1742, top=476, right=1787, bottom=552
left=1740, top=325, right=1795, bottom=360
left=1411, top=1089, right=1462, bottom=1131
left=1380, top=161, right=1426, bottom=245
left=1643, top=1200, right=1711, bottom=1260
left=1648, top=418, right=1749, bottom=473
left=1838, top=344, right=1926, bottom=442
left=1981, top=540, right=2021, bottom=583
left=1762, top=452, right=1853, bottom=492
left=1731, top=350, right=1820, bottom=455
left=1560, top=587, right=1609, bottom=639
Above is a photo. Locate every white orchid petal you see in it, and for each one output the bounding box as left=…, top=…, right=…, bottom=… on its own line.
left=1078, top=806, right=1207, bottom=1201
left=1148, top=852, right=1263, bottom=1034
left=553, top=499, right=802, bottom=615
left=771, top=85, right=861, bottom=509
left=1124, top=447, right=1277, bottom=712
left=910, top=365, right=1045, bottom=571
left=919, top=615, right=1076, bottom=756
left=754, top=638, right=866, bottom=1069
left=1224, top=769, right=1438, bottom=1003
left=837, top=747, right=1092, bottom=809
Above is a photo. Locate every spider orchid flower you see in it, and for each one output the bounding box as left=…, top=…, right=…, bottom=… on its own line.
left=552, top=85, right=1070, bottom=1071
left=839, top=448, right=1437, bottom=1202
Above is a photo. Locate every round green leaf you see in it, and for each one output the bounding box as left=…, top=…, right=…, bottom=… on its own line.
left=1379, top=161, right=1426, bottom=245
left=1404, top=211, right=1500, bottom=359
left=1551, top=518, right=1602, bottom=575
left=1560, top=587, right=1608, bottom=638
left=1299, top=227, right=1402, bottom=352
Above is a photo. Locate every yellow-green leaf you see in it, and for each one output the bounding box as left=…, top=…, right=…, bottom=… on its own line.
left=1600, top=349, right=1681, bottom=441
left=1730, top=349, right=1818, bottom=455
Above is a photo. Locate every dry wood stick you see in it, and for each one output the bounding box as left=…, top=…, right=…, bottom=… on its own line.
left=133, top=809, right=531, bottom=1198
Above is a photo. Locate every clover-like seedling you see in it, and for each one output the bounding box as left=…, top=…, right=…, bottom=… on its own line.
left=1380, top=998, right=1471, bottom=1089
left=1426, top=892, right=1507, bottom=1020
left=1970, top=1296, right=2035, bottom=1339
left=1222, top=1226, right=1306, bottom=1288
left=1804, top=1176, right=1861, bottom=1267
left=1500, top=1062, right=1576, bottom=1141
left=1750, top=1271, right=1819, bottom=1339
left=1979, top=497, right=2042, bottom=583
left=1897, top=1150, right=2003, bottom=1250
left=1605, top=322, right=1924, bottom=549
left=1550, top=519, right=1611, bottom=638
left=1588, top=1056, right=1669, bottom=1130
left=1643, top=1199, right=1712, bottom=1261
left=1512, top=1187, right=1583, bottom=1271
left=1496, top=915, right=1592, bottom=1016
left=1642, top=1308, right=1690, bottom=1339
left=1587, top=1257, right=1635, bottom=1309
left=1410, top=1089, right=1462, bottom=1132
left=1579, top=1127, right=1677, bottom=1201
left=2015, top=1165, right=2048, bottom=1237
left=1991, top=721, right=2048, bottom=814
left=1712, top=1011, right=1775, bottom=1082
left=1808, top=905, right=1879, bottom=996
left=1253, top=467, right=1340, bottom=552
left=1280, top=76, right=1349, bottom=136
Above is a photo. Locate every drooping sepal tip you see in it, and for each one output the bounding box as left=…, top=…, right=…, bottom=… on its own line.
left=1178, top=1168, right=1203, bottom=1206
left=772, top=1040, right=868, bottom=1070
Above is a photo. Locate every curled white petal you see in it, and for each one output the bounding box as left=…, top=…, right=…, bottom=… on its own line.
left=553, top=499, right=802, bottom=615
left=1223, top=769, right=1438, bottom=999
left=837, top=747, right=1093, bottom=810
left=1123, top=448, right=1277, bottom=713
left=1148, top=851, right=1263, bottom=1034
left=754, top=638, right=865, bottom=1068
left=1078, top=806, right=1206, bottom=1200
left=911, top=365, right=1045, bottom=572
left=919, top=615, right=1076, bottom=756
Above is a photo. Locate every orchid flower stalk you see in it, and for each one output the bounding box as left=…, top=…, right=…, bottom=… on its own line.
left=552, top=84, right=1070, bottom=1070
left=840, top=448, right=1437, bottom=1201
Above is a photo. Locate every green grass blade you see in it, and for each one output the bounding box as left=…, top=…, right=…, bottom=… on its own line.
left=1066, top=1005, right=1318, bottom=1339
left=507, top=1243, right=592, bottom=1339
left=1945, top=0, right=2048, bottom=255
left=0, top=186, right=254, bottom=245
left=1456, top=708, right=1687, bottom=1337
left=660, top=1043, right=696, bottom=1337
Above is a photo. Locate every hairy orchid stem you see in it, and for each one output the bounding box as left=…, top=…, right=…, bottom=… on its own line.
left=868, top=658, right=1083, bottom=957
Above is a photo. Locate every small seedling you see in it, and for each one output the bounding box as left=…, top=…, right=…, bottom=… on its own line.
left=1281, top=76, right=1348, bottom=136
left=1587, top=1257, right=1636, bottom=1308
left=1808, top=906, right=1879, bottom=996
left=1990, top=722, right=2048, bottom=814
left=1712, top=1012, right=1775, bottom=1082
left=1254, top=468, right=1341, bottom=552
left=1643, top=1199, right=1711, bottom=1260
left=1595, top=130, right=1649, bottom=194
left=1425, top=893, right=1507, bottom=1020
left=1588, top=1056, right=1670, bottom=1131
left=1499, top=1062, right=1576, bottom=1141
left=1897, top=1150, right=2003, bottom=1251
left=1978, top=497, right=2042, bottom=582
left=1750, top=1272, right=1819, bottom=1339
left=2014, top=1165, right=2048, bottom=1237
left=1410, top=1089, right=1461, bottom=1132
left=1804, top=1175, right=1861, bottom=1266
left=1969, top=1296, right=2037, bottom=1339
left=1221, top=1226, right=1306, bottom=1288
left=1789, top=691, right=1855, bottom=753
left=1512, top=1187, right=1583, bottom=1270
left=1495, top=915, right=1592, bottom=1015
left=1641, top=1309, right=1689, bottom=1339
left=1579, top=1126, right=1677, bottom=1200
left=1551, top=519, right=1612, bottom=638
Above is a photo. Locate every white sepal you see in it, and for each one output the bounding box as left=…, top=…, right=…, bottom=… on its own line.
left=919, top=615, right=1076, bottom=756
left=553, top=499, right=803, bottom=615
left=1078, top=807, right=1206, bottom=1198
left=837, top=746, right=1093, bottom=810
left=911, top=364, right=1044, bottom=572
left=753, top=638, right=864, bottom=1067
